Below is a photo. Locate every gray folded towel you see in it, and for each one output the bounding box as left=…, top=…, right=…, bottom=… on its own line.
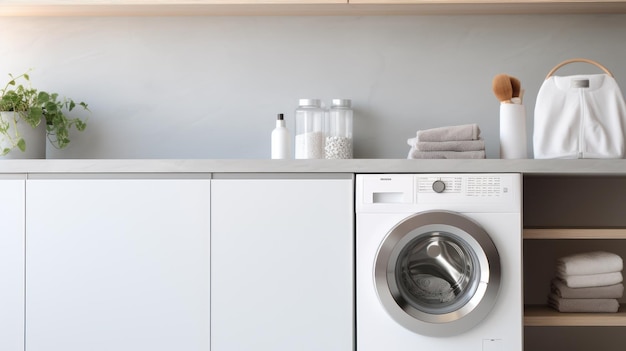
left=548, top=293, right=619, bottom=313
left=557, top=271, right=623, bottom=288
left=415, top=124, right=481, bottom=142
left=408, top=149, right=486, bottom=159
left=406, top=138, right=485, bottom=152
left=557, top=251, right=623, bottom=276
left=551, top=279, right=624, bottom=299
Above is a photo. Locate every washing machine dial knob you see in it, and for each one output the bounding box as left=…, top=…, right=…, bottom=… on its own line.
left=432, top=180, right=446, bottom=193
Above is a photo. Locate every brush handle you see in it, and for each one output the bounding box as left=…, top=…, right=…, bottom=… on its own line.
left=545, top=58, right=613, bottom=79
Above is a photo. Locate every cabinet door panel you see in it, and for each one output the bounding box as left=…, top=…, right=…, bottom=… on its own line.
left=25, top=179, right=210, bottom=351
left=0, top=178, right=25, bottom=351
left=211, top=178, right=354, bottom=351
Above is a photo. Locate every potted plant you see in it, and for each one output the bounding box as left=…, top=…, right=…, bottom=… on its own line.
left=0, top=71, right=89, bottom=158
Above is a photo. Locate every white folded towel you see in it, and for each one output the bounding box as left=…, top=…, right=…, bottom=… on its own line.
left=415, top=124, right=481, bottom=142
left=557, top=251, right=623, bottom=276
left=408, top=149, right=486, bottom=159
left=557, top=271, right=623, bottom=288
left=548, top=293, right=620, bottom=313
left=551, top=279, right=624, bottom=299
left=406, top=137, right=485, bottom=152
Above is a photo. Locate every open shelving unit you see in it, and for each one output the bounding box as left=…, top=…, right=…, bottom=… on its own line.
left=523, top=228, right=626, bottom=327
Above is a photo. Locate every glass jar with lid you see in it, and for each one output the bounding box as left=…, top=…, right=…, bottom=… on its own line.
left=295, top=98, right=325, bottom=159
left=325, top=99, right=353, bottom=159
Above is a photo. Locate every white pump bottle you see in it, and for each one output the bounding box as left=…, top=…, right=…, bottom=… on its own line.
left=271, top=113, right=291, bottom=159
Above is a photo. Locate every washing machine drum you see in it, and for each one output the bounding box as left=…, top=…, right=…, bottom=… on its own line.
left=374, top=210, right=501, bottom=337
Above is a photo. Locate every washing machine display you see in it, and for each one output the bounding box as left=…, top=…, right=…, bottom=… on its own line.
left=356, top=174, right=522, bottom=351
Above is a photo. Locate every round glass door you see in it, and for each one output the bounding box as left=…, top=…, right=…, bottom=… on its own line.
left=374, top=210, right=501, bottom=336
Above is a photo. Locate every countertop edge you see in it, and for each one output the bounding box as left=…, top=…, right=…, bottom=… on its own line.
left=2, top=159, right=626, bottom=175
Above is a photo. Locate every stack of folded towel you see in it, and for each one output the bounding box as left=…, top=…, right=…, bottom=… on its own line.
left=407, top=124, right=486, bottom=159
left=549, top=251, right=624, bottom=313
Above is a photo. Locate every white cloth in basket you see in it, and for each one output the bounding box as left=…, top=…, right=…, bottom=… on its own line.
left=534, top=74, right=626, bottom=159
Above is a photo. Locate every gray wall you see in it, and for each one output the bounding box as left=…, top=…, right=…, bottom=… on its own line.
left=1, top=14, right=625, bottom=159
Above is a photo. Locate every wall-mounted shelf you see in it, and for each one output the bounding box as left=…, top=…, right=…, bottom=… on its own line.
left=525, top=305, right=626, bottom=327
left=1, top=1, right=626, bottom=16
left=524, top=228, right=626, bottom=240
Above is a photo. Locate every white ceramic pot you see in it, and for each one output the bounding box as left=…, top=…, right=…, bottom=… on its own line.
left=0, top=111, right=46, bottom=159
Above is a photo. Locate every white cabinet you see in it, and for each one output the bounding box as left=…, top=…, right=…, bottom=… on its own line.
left=0, top=176, right=25, bottom=351
left=25, top=177, right=211, bottom=351
left=211, top=175, right=354, bottom=351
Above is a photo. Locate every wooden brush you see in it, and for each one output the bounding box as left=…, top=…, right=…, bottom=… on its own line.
left=510, top=76, right=521, bottom=98
left=510, top=76, right=523, bottom=104
left=492, top=73, right=513, bottom=104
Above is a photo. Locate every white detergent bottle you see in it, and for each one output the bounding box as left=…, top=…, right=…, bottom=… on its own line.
left=271, top=113, right=291, bottom=159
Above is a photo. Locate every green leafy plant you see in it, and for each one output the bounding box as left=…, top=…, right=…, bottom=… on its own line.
left=0, top=71, right=89, bottom=155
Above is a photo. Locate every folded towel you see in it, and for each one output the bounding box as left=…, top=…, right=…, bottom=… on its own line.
left=557, top=251, right=623, bottom=276
left=406, top=138, right=486, bottom=152
left=408, top=149, right=486, bottom=159
left=415, top=124, right=481, bottom=142
left=557, top=271, right=623, bottom=288
left=548, top=293, right=619, bottom=313
left=551, top=279, right=624, bottom=299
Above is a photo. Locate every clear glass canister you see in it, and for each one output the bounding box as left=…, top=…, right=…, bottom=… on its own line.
left=325, top=99, right=353, bottom=159
left=295, top=98, right=325, bottom=159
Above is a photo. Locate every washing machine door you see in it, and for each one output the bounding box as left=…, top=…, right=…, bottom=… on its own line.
left=374, top=210, right=501, bottom=337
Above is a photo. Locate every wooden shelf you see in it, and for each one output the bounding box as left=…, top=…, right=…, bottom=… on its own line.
left=524, top=228, right=626, bottom=240
left=525, top=305, right=626, bottom=327
left=1, top=1, right=626, bottom=16
left=0, top=3, right=347, bottom=16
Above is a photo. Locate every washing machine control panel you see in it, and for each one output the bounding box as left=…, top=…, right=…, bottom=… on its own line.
left=466, top=176, right=503, bottom=197
left=356, top=174, right=520, bottom=213
left=418, top=176, right=504, bottom=197
left=418, top=177, right=462, bottom=194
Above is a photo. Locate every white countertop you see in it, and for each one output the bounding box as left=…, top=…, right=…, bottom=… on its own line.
left=2, top=159, right=626, bottom=175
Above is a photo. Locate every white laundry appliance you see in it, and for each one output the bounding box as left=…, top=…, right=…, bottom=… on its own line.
left=356, top=173, right=522, bottom=351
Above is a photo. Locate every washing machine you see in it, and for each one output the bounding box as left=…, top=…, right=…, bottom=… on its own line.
left=356, top=173, right=522, bottom=351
